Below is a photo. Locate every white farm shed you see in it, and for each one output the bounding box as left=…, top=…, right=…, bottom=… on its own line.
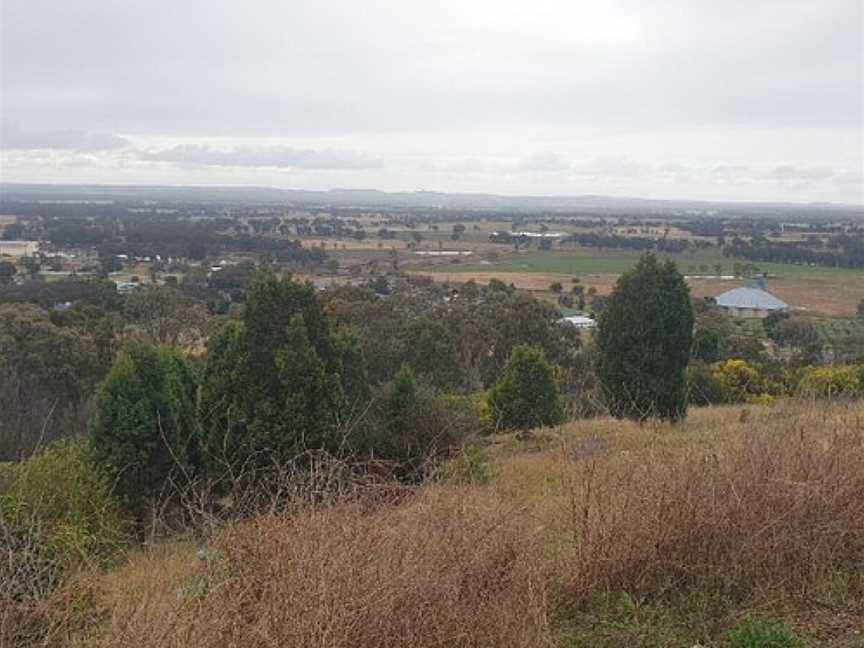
left=561, top=315, right=597, bottom=329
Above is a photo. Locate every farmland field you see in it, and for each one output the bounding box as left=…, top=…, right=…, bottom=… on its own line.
left=0, top=240, right=39, bottom=257
left=412, top=248, right=864, bottom=317
left=425, top=248, right=864, bottom=281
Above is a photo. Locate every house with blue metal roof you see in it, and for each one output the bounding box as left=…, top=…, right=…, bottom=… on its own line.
left=714, top=286, right=788, bottom=318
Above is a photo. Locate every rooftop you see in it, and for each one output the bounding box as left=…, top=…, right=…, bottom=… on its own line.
left=715, top=287, right=788, bottom=311
left=561, top=315, right=597, bottom=328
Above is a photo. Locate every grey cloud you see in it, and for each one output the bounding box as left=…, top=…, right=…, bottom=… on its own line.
left=575, top=156, right=648, bottom=178
left=515, top=152, right=570, bottom=173
left=138, top=144, right=381, bottom=170
left=1, top=0, right=861, bottom=202
left=836, top=170, right=864, bottom=185
left=0, top=120, right=129, bottom=151
left=2, top=0, right=860, bottom=138
left=709, top=165, right=751, bottom=182
left=418, top=158, right=499, bottom=175
left=658, top=163, right=688, bottom=174
left=762, top=165, right=835, bottom=181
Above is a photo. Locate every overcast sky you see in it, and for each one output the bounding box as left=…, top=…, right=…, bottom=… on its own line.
left=1, top=0, right=862, bottom=203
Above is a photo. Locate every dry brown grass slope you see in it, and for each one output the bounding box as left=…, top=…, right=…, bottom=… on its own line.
left=22, top=400, right=864, bottom=648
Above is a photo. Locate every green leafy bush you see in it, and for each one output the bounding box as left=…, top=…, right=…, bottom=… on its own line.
left=688, top=359, right=780, bottom=406
left=1, top=440, right=132, bottom=600
left=89, top=345, right=200, bottom=514
left=384, top=363, right=418, bottom=433
left=687, top=361, right=730, bottom=406
left=0, top=303, right=105, bottom=460
left=797, top=364, right=862, bottom=399
left=712, top=359, right=769, bottom=403
left=437, top=446, right=491, bottom=485
left=353, top=381, right=478, bottom=478
left=484, top=345, right=564, bottom=432
left=726, top=618, right=804, bottom=648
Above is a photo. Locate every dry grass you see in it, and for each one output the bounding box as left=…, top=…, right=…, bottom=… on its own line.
left=0, top=240, right=39, bottom=258
left=490, top=402, right=864, bottom=645
left=551, top=405, right=863, bottom=605
left=84, top=490, right=550, bottom=648
left=17, top=401, right=864, bottom=648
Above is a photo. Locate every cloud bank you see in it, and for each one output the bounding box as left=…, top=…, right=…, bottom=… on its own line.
left=1, top=0, right=861, bottom=202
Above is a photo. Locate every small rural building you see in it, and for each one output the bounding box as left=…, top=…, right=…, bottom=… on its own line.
left=714, top=286, right=788, bottom=318
left=561, top=315, right=597, bottom=329
left=115, top=281, right=140, bottom=294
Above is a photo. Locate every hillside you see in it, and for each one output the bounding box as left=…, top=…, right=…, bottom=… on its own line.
left=18, top=401, right=864, bottom=648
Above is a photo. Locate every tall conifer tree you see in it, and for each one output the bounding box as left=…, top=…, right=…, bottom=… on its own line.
left=595, top=253, right=694, bottom=421
left=89, top=345, right=199, bottom=513
left=199, top=273, right=369, bottom=471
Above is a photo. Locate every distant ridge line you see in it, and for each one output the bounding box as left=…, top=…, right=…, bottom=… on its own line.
left=1, top=182, right=862, bottom=216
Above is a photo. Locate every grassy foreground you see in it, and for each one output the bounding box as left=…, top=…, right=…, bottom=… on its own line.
left=14, top=401, right=864, bottom=648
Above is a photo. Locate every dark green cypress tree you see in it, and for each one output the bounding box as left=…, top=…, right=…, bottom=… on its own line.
left=89, top=345, right=199, bottom=514
left=197, top=321, right=247, bottom=465
left=274, top=315, right=346, bottom=452
left=485, top=345, right=564, bottom=431
left=595, top=253, right=694, bottom=421
left=358, top=363, right=418, bottom=465
left=385, top=363, right=418, bottom=434
left=332, top=330, right=371, bottom=409
left=199, top=272, right=369, bottom=472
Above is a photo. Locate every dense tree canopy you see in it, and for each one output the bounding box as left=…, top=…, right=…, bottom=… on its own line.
left=199, top=273, right=368, bottom=472
left=485, top=345, right=563, bottom=431
left=596, top=253, right=694, bottom=421
left=0, top=278, right=123, bottom=311
left=124, top=285, right=212, bottom=349
left=323, top=277, right=581, bottom=392
left=0, top=304, right=104, bottom=460
left=0, top=262, right=17, bottom=286
left=89, top=345, right=199, bottom=513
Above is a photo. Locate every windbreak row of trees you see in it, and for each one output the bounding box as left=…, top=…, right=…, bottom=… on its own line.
left=724, top=234, right=864, bottom=269
left=563, top=232, right=696, bottom=254
left=8, top=213, right=327, bottom=266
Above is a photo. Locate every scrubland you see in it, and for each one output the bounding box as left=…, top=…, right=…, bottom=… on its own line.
left=5, top=400, right=863, bottom=648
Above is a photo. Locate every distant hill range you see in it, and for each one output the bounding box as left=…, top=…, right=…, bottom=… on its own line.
left=1, top=182, right=862, bottom=219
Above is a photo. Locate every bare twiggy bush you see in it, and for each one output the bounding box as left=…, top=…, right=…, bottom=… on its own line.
left=89, top=489, right=551, bottom=648
left=551, top=401, right=864, bottom=609
left=146, top=451, right=416, bottom=541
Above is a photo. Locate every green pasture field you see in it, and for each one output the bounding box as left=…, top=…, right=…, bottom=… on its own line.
left=425, top=247, right=864, bottom=283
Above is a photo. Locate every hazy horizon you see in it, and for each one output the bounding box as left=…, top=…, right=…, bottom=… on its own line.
left=2, top=0, right=862, bottom=204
